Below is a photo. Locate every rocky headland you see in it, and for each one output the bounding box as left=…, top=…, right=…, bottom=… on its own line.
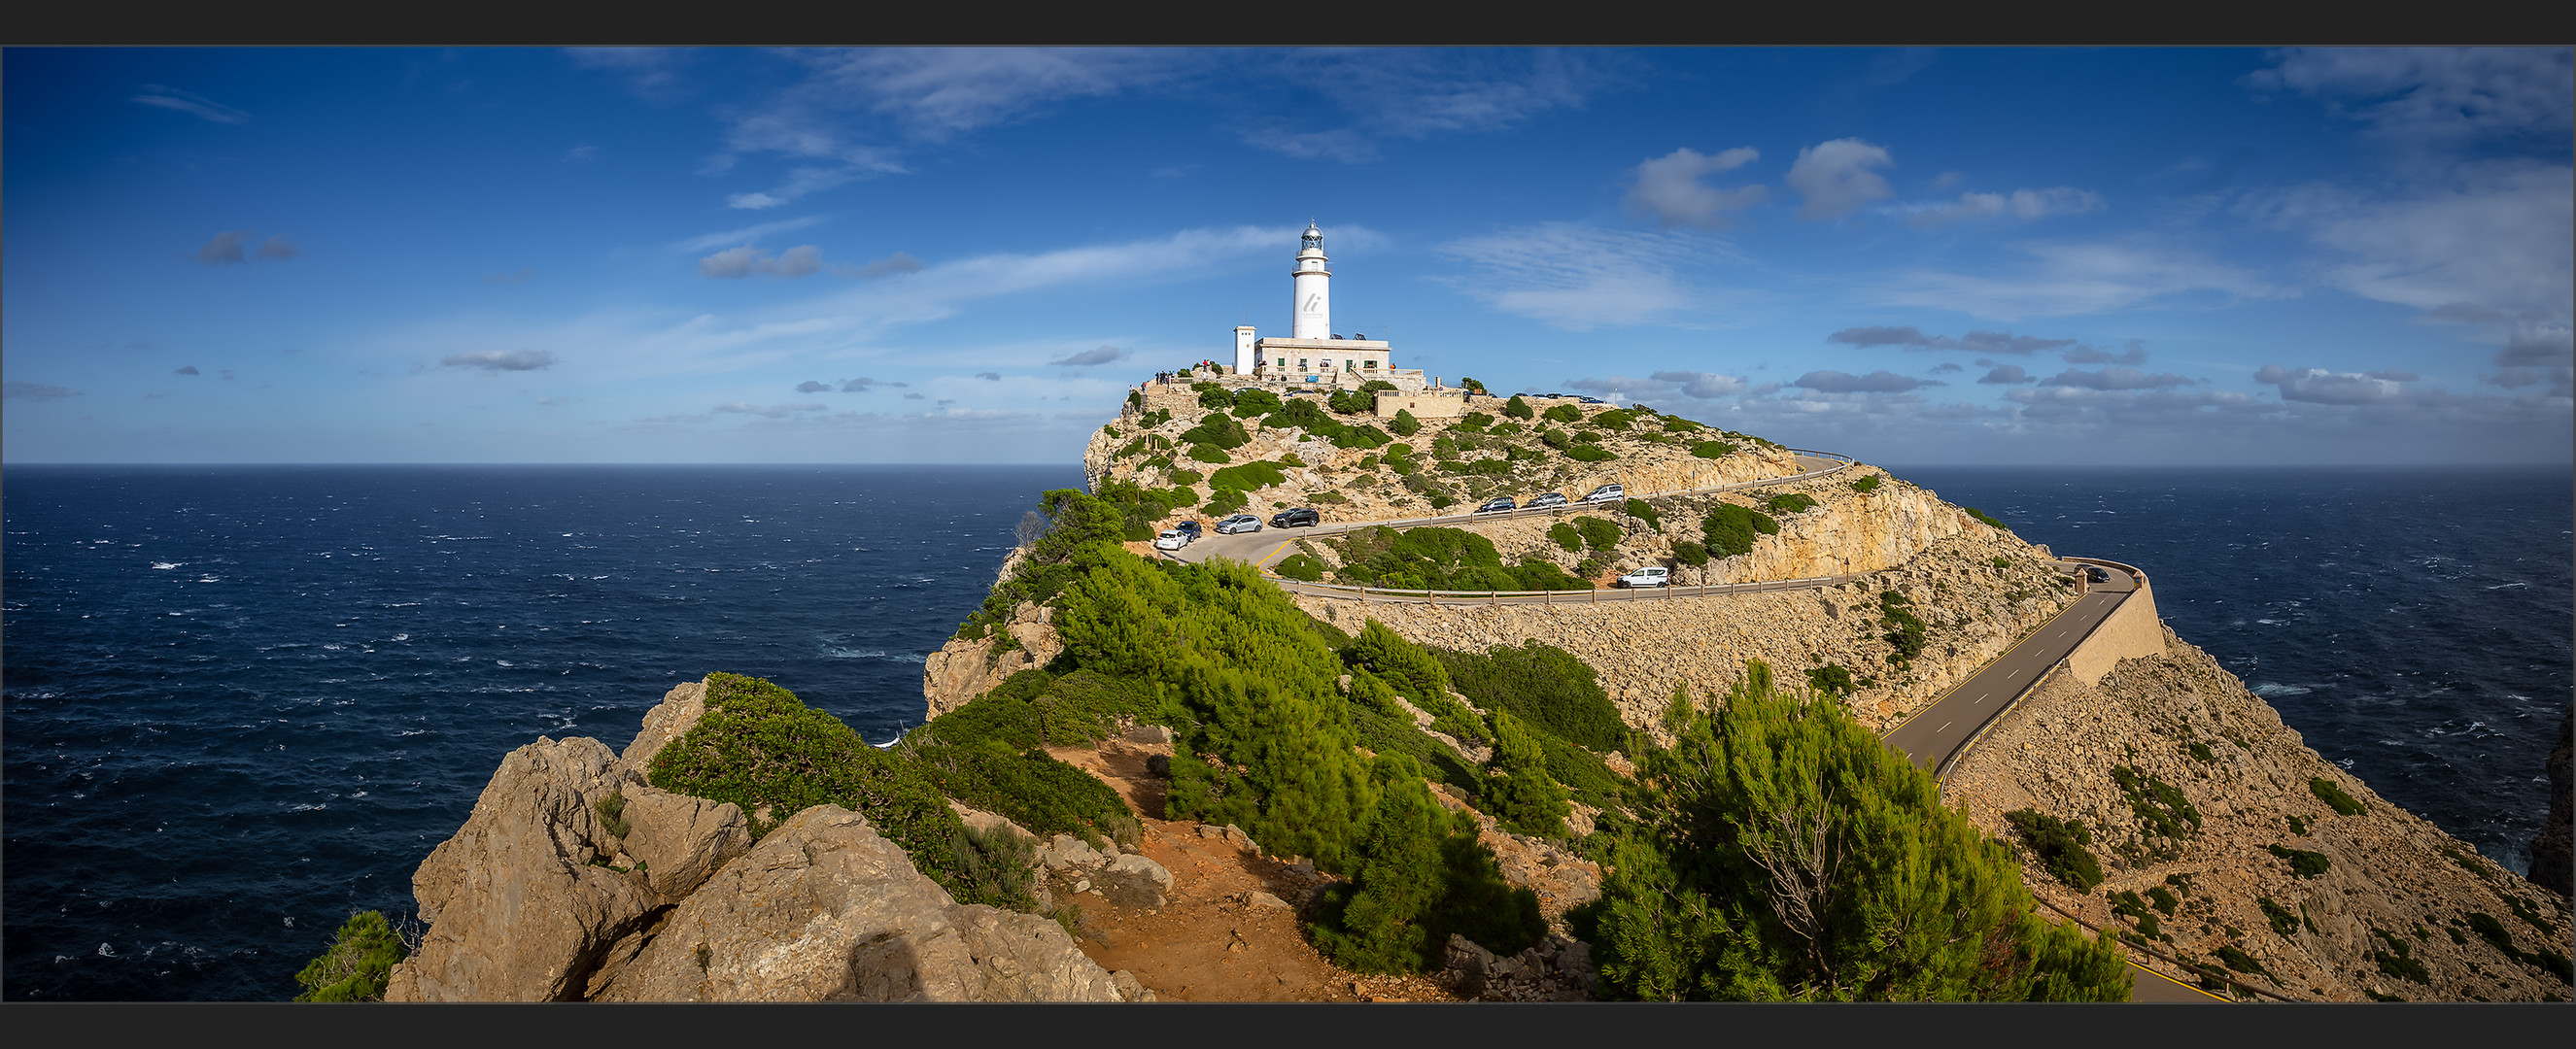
left=389, top=377, right=2569, bottom=1002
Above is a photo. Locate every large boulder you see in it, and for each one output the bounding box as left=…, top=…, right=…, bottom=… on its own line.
left=596, top=805, right=1120, bottom=1001
left=384, top=736, right=658, bottom=1001
left=619, top=678, right=708, bottom=780
left=618, top=786, right=752, bottom=902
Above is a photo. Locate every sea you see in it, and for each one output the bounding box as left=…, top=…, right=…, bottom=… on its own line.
left=2, top=462, right=2568, bottom=1000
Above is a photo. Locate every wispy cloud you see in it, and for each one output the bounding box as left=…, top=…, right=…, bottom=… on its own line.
left=1049, top=345, right=1125, bottom=366
left=131, top=85, right=249, bottom=124
left=195, top=230, right=253, bottom=265
left=667, top=216, right=830, bottom=254
left=4, top=381, right=82, bottom=398
left=700, top=245, right=824, bottom=279
left=2038, top=367, right=2197, bottom=390
left=1872, top=240, right=2280, bottom=321
left=442, top=350, right=558, bottom=373
left=1794, top=369, right=1941, bottom=393
left=1896, top=186, right=2104, bottom=228
left=713, top=401, right=828, bottom=418
left=1435, top=223, right=1737, bottom=330
left=2244, top=48, right=2574, bottom=146
left=1826, top=325, right=2078, bottom=355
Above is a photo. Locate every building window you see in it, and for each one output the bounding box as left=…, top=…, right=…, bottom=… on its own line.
left=1298, top=358, right=1309, bottom=370
left=1363, top=359, right=1377, bottom=369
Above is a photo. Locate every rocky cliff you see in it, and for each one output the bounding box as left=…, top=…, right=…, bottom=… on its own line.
left=384, top=680, right=1130, bottom=1002
left=1944, top=629, right=2574, bottom=1001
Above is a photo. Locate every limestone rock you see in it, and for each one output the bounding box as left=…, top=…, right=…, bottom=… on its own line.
left=618, top=786, right=751, bottom=902
left=921, top=588, right=1062, bottom=721
left=618, top=678, right=707, bottom=781
left=1095, top=853, right=1174, bottom=908
left=385, top=736, right=657, bottom=1002
left=597, top=805, right=1120, bottom=1002
left=2526, top=711, right=2572, bottom=899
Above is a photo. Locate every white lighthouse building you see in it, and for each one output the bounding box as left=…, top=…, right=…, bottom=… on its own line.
left=1228, top=221, right=1425, bottom=390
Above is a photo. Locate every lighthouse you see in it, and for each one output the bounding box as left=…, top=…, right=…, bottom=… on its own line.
left=1291, top=220, right=1330, bottom=339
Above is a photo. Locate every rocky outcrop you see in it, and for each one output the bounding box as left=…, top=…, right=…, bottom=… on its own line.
left=921, top=584, right=1062, bottom=722
left=598, top=805, right=1120, bottom=1002
left=385, top=735, right=662, bottom=1001
left=389, top=680, right=1126, bottom=1002
left=2528, top=711, right=2573, bottom=899
left=1444, top=933, right=1597, bottom=1002
left=1944, top=631, right=2576, bottom=1002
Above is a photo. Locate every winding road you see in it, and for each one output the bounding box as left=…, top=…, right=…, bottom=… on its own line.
left=1147, top=449, right=2218, bottom=1001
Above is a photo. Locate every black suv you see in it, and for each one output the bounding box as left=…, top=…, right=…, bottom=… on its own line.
left=1271, top=507, right=1321, bottom=528
left=1175, top=521, right=1202, bottom=541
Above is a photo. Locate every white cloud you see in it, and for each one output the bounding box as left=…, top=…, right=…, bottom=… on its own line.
left=1434, top=223, right=1736, bottom=330
left=2252, top=363, right=2412, bottom=404
left=712, top=401, right=829, bottom=418
left=442, top=350, right=558, bottom=373
left=1793, top=369, right=1941, bottom=393
left=1645, top=370, right=1751, bottom=399
left=1050, top=345, right=1125, bottom=366
left=699, top=245, right=825, bottom=279
left=2038, top=367, right=2197, bottom=390
left=2277, top=162, right=2573, bottom=323
left=1873, top=241, right=2281, bottom=321
left=667, top=216, right=830, bottom=254
left=1234, top=50, right=1607, bottom=164
left=1785, top=138, right=1895, bottom=220
left=1825, top=325, right=2077, bottom=355
left=131, top=85, right=249, bottom=124
left=1625, top=147, right=1766, bottom=229
left=1899, top=186, right=2104, bottom=228
left=2244, top=48, right=2574, bottom=145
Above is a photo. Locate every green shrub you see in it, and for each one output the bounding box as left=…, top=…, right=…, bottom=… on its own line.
left=2267, top=843, right=2330, bottom=878
left=2309, top=777, right=2366, bottom=816
left=1991, top=556, right=2013, bottom=571
left=1589, top=409, right=1636, bottom=430
left=1274, top=554, right=1326, bottom=582
left=1187, top=443, right=1231, bottom=464
left=1484, top=708, right=1571, bottom=837
left=1180, top=412, right=1251, bottom=450
left=1542, top=403, right=1583, bottom=423
left=2215, top=945, right=2268, bottom=977
left=2285, top=814, right=2309, bottom=835
left=1700, top=503, right=1779, bottom=558
left=2147, top=886, right=2179, bottom=914
left=1434, top=639, right=1629, bottom=753
left=1764, top=493, right=1816, bottom=516
left=1166, top=467, right=1204, bottom=488
left=649, top=673, right=987, bottom=901
left=1670, top=540, right=1709, bottom=567
left=1330, top=525, right=1586, bottom=592
left=292, top=910, right=407, bottom=1002
left=595, top=792, right=631, bottom=838
left=1805, top=663, right=1855, bottom=697
left=1691, top=440, right=1737, bottom=458
left=1390, top=409, right=1422, bottom=437
left=1572, top=516, right=1622, bottom=551
left=1309, top=757, right=1545, bottom=973
left=1502, top=394, right=1534, bottom=420
left=1577, top=662, right=2130, bottom=1001
left=1880, top=592, right=1928, bottom=665
left=1851, top=475, right=1881, bottom=493
left=1230, top=388, right=1282, bottom=417
left=1202, top=488, right=1248, bottom=516
left=2005, top=809, right=2106, bottom=893
left=2188, top=741, right=2215, bottom=762
left=1197, top=384, right=1234, bottom=409
left=2371, top=929, right=2429, bottom=983
left=1210, top=459, right=1289, bottom=492
left=2258, top=897, right=2300, bottom=938
left=1456, top=411, right=1494, bottom=430
left=1548, top=522, right=1583, bottom=553
left=1965, top=507, right=2007, bottom=530
left=1460, top=377, right=1488, bottom=393
left=1624, top=498, right=1661, bottom=531
left=1662, top=416, right=1702, bottom=432
left=2113, top=766, right=2203, bottom=842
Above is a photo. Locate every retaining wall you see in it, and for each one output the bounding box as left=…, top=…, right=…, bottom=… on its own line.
left=2063, top=558, right=2166, bottom=686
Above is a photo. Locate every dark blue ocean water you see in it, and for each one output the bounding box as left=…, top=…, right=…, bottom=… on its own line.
left=3, top=463, right=2567, bottom=1000
left=1, top=464, right=1082, bottom=1001
left=1897, top=465, right=2572, bottom=879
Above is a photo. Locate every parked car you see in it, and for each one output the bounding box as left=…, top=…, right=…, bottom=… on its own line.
left=1153, top=529, right=1188, bottom=551
left=1271, top=507, right=1321, bottom=528
left=1174, top=521, right=1202, bottom=542
left=1582, top=484, right=1626, bottom=504
left=2085, top=565, right=2111, bottom=584
left=1526, top=491, right=1568, bottom=509
left=1576, top=396, right=1608, bottom=404
left=1474, top=496, right=1517, bottom=514
left=1215, top=514, right=1262, bottom=534
left=1617, top=566, right=1670, bottom=589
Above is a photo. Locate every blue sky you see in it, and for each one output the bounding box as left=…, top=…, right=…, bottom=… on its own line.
left=5, top=47, right=2569, bottom=465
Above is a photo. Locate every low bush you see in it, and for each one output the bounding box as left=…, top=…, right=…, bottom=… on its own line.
left=1563, top=443, right=1615, bottom=462
left=1330, top=525, right=1588, bottom=592
left=1273, top=554, right=1325, bottom=582
left=650, top=673, right=986, bottom=901
left=1764, top=493, right=1816, bottom=516
left=1433, top=639, right=1629, bottom=753
left=1991, top=556, right=2013, bottom=571
left=2309, top=777, right=2366, bottom=816
left=1842, top=474, right=1874, bottom=491
left=1455, top=411, right=1494, bottom=430
left=2267, top=843, right=2330, bottom=878
left=1624, top=498, right=1661, bottom=531
left=2113, top=765, right=2203, bottom=842
left=1187, top=443, right=1232, bottom=464
left=1541, top=403, right=1583, bottom=424
left=1167, top=468, right=1204, bottom=488
left=1210, top=460, right=1289, bottom=492
left=2258, top=897, right=2300, bottom=938
left=1690, top=440, right=1736, bottom=458
left=1309, top=757, right=1545, bottom=973
left=2006, top=809, right=2105, bottom=893
left=1572, top=516, right=1621, bottom=551
left=1670, top=540, right=1708, bottom=567
left=1965, top=507, right=2008, bottom=530
left=1661, top=416, right=1702, bottom=432
left=1805, top=663, right=1855, bottom=697
left=1180, top=412, right=1251, bottom=450
left=1701, top=503, right=1779, bottom=558
left=293, top=910, right=407, bottom=1002
left=1548, top=522, right=1583, bottom=553
left=1229, top=388, right=1282, bottom=417
left=1202, top=488, right=1248, bottom=517
left=1390, top=409, right=1422, bottom=437
left=1501, top=394, right=1534, bottom=420
left=2188, top=741, right=2215, bottom=762
left=1880, top=592, right=1928, bottom=665
left=2215, top=945, right=2268, bottom=977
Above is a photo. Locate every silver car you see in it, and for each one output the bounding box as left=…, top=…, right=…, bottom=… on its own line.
left=1526, top=492, right=1568, bottom=509
left=1215, top=514, right=1262, bottom=534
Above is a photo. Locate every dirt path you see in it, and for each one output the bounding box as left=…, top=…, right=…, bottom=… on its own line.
left=1045, top=740, right=1470, bottom=1002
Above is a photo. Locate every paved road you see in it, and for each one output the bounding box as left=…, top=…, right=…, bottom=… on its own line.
left=1883, top=563, right=2136, bottom=779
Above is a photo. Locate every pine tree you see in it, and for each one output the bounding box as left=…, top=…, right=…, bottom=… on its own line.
left=1483, top=707, right=1569, bottom=838
left=1583, top=661, right=2129, bottom=1000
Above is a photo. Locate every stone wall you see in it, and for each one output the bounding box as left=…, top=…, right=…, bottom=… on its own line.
left=2064, top=558, right=2167, bottom=687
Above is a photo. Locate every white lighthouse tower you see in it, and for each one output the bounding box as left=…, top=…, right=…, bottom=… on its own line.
left=1291, top=220, right=1330, bottom=339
